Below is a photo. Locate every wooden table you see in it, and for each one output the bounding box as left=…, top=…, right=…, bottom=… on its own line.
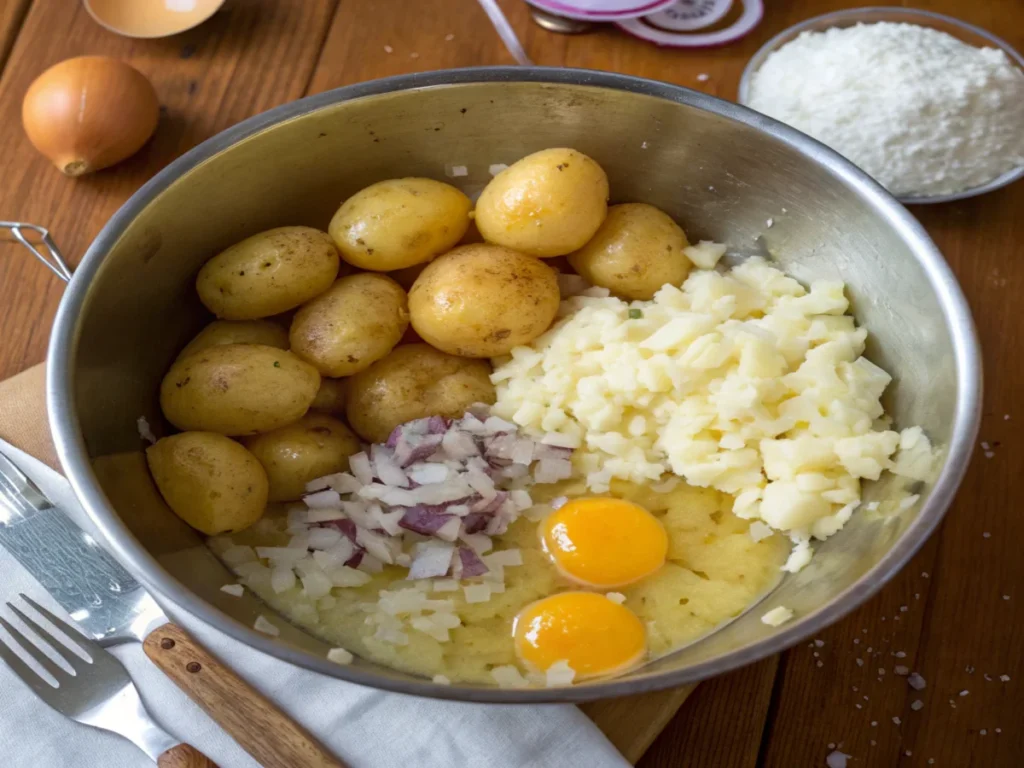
left=0, top=1, right=1020, bottom=765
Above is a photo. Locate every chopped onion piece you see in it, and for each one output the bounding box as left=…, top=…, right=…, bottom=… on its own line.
left=233, top=561, right=270, bottom=580
left=491, top=665, right=529, bottom=688
left=484, top=416, right=518, bottom=434
left=434, top=516, right=462, bottom=542
left=408, top=544, right=455, bottom=579
left=485, top=548, right=523, bottom=567
left=300, top=568, right=333, bottom=599
left=463, top=583, right=491, bottom=603
left=372, top=444, right=410, bottom=487
left=304, top=476, right=331, bottom=493
left=432, top=674, right=451, bottom=685
left=220, top=583, right=244, bottom=597
left=306, top=527, right=342, bottom=550
left=459, top=532, right=493, bottom=555
left=545, top=660, right=576, bottom=687
left=254, top=615, right=280, bottom=636
left=327, top=647, right=353, bottom=664
left=304, top=489, right=342, bottom=509
left=432, top=579, right=460, bottom=592
left=271, top=565, right=297, bottom=594
left=356, top=528, right=399, bottom=564
left=327, top=566, right=372, bottom=588
left=534, top=458, right=573, bottom=484
left=407, top=463, right=450, bottom=485
left=458, top=547, right=489, bottom=577
left=255, top=547, right=308, bottom=566
left=349, top=452, right=374, bottom=486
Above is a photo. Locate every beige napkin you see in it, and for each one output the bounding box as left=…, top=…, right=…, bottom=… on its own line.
left=0, top=363, right=57, bottom=469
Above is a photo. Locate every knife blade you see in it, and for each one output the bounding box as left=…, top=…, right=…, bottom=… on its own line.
left=0, top=449, right=166, bottom=643
left=0, top=440, right=344, bottom=768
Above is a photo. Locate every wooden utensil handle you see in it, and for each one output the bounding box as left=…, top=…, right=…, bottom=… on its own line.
left=144, top=623, right=345, bottom=768
left=158, top=743, right=218, bottom=767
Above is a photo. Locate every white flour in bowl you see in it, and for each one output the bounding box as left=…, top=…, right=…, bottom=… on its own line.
left=747, top=22, right=1024, bottom=197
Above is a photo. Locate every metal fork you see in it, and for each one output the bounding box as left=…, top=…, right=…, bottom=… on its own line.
left=0, top=593, right=210, bottom=764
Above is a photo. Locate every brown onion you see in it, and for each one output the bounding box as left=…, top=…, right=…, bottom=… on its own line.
left=22, top=56, right=159, bottom=176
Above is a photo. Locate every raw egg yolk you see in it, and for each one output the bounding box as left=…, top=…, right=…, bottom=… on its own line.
left=513, top=592, right=646, bottom=678
left=541, top=497, right=668, bottom=587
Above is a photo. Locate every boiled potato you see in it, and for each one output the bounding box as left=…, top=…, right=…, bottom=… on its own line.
left=475, top=148, right=609, bottom=257
left=242, top=414, right=360, bottom=501
left=309, top=377, right=348, bottom=415
left=346, top=344, right=495, bottom=442
left=329, top=178, right=471, bottom=271
left=408, top=244, right=560, bottom=357
left=160, top=344, right=320, bottom=435
left=196, top=226, right=339, bottom=320
left=568, top=203, right=692, bottom=300
left=176, top=320, right=288, bottom=361
left=146, top=432, right=268, bottom=535
left=290, top=274, right=409, bottom=377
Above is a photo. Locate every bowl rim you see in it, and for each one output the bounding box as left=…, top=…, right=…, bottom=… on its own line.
left=736, top=6, right=1024, bottom=205
left=47, top=66, right=983, bottom=703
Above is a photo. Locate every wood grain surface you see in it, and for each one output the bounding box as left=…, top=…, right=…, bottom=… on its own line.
left=144, top=623, right=344, bottom=768
left=157, top=743, right=219, bottom=768
left=0, top=1, right=1020, bottom=766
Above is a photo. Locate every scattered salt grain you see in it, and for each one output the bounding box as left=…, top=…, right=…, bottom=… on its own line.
left=220, top=584, right=244, bottom=597
left=445, top=33, right=455, bottom=41
left=641, top=140, right=649, bottom=149
left=826, top=750, right=850, bottom=768
left=893, top=716, right=901, bottom=725
left=254, top=615, right=279, bottom=636
left=1003, top=595, right=1011, bottom=600
left=983, top=531, right=991, bottom=538
left=384, top=45, right=393, bottom=53
left=447, top=165, right=469, bottom=178
left=908, top=672, right=926, bottom=690
left=922, top=572, right=929, bottom=578
left=980, top=729, right=987, bottom=736
left=489, top=163, right=509, bottom=176
left=766, top=218, right=774, bottom=228
left=697, top=73, right=710, bottom=82
left=816, top=660, right=823, bottom=668
left=410, top=52, right=419, bottom=59
left=433, top=674, right=451, bottom=685
left=855, top=659, right=864, bottom=667
left=959, top=689, right=969, bottom=697
left=871, top=721, right=877, bottom=727
left=814, top=639, right=825, bottom=648
left=1000, top=674, right=1010, bottom=682
left=894, top=651, right=906, bottom=658
left=911, top=699, right=924, bottom=711
left=327, top=648, right=353, bottom=665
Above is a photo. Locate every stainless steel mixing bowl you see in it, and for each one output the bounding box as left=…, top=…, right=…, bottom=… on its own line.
left=46, top=68, right=981, bottom=703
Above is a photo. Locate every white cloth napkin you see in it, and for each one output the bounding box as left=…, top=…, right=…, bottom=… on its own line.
left=0, top=445, right=629, bottom=768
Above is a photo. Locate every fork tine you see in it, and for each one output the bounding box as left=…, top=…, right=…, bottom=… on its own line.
left=0, top=630, right=58, bottom=697
left=17, top=594, right=98, bottom=654
left=7, top=603, right=86, bottom=669
left=0, top=615, right=71, bottom=684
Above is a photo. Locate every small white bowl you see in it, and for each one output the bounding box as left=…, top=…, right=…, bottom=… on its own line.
left=737, top=7, right=1024, bottom=205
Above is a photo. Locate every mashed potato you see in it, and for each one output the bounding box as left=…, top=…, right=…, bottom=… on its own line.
left=491, top=255, right=933, bottom=566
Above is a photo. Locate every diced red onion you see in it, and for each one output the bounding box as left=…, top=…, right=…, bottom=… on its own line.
left=484, top=416, right=518, bottom=435
left=356, top=528, right=399, bottom=564
left=370, top=504, right=404, bottom=536
left=372, top=444, right=410, bottom=488
left=305, top=508, right=347, bottom=523
left=408, top=544, right=455, bottom=579
left=349, top=452, right=374, bottom=486
left=465, top=467, right=496, bottom=499
left=459, top=531, right=493, bottom=555
left=408, top=481, right=475, bottom=505
left=304, top=489, right=342, bottom=509
left=458, top=413, right=487, bottom=434
left=304, top=476, right=331, bottom=493
left=344, top=549, right=364, bottom=569
left=385, top=426, right=402, bottom=449
left=406, top=463, right=449, bottom=485
left=323, top=518, right=358, bottom=543
left=458, top=547, right=489, bottom=577
left=550, top=496, right=568, bottom=510
left=461, top=513, right=492, bottom=534
left=394, top=433, right=444, bottom=467
left=442, top=429, right=478, bottom=459
left=399, top=506, right=456, bottom=536
left=471, top=490, right=508, bottom=514
left=427, top=415, right=450, bottom=434
left=434, top=516, right=463, bottom=542
left=306, top=527, right=342, bottom=550
left=533, top=444, right=574, bottom=461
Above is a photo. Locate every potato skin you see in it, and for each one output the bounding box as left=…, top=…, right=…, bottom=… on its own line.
left=146, top=432, right=268, bottom=535
left=160, top=344, right=320, bottom=436
left=290, top=274, right=409, bottom=377
left=475, top=148, right=609, bottom=258
left=196, top=226, right=339, bottom=320
left=408, top=244, right=560, bottom=357
left=176, top=320, right=289, bottom=361
left=242, top=414, right=360, bottom=501
left=309, top=377, right=348, bottom=415
left=346, top=344, right=496, bottom=443
left=329, top=178, right=471, bottom=271
left=568, top=204, right=692, bottom=300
